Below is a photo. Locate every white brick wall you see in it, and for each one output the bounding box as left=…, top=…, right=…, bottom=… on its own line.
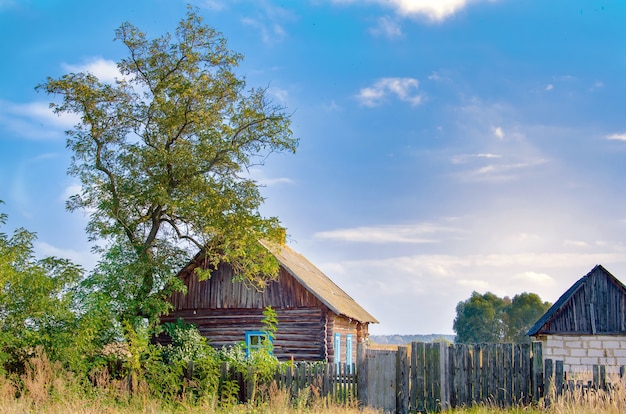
left=540, top=334, right=626, bottom=374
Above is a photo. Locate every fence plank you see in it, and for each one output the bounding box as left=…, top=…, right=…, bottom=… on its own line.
left=531, top=341, right=543, bottom=402
left=397, top=346, right=409, bottom=414
left=503, top=343, right=513, bottom=407
left=412, top=342, right=425, bottom=413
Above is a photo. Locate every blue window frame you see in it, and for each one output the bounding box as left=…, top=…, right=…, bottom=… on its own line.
left=334, top=333, right=341, bottom=366
left=346, top=334, right=353, bottom=372
left=245, top=331, right=272, bottom=357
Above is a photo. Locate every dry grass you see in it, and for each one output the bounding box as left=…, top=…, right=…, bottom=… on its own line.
left=6, top=353, right=626, bottom=414
left=0, top=353, right=381, bottom=414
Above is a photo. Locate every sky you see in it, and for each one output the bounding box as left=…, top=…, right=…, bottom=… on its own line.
left=2, top=0, right=626, bottom=336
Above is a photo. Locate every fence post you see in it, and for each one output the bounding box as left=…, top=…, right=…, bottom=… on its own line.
left=357, top=341, right=368, bottom=408
left=396, top=345, right=409, bottom=414
left=544, top=359, right=553, bottom=407
left=531, top=341, right=543, bottom=402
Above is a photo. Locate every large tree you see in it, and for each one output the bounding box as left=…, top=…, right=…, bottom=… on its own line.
left=38, top=9, right=297, bottom=329
left=453, top=291, right=551, bottom=344
left=453, top=292, right=508, bottom=343
left=503, top=293, right=551, bottom=343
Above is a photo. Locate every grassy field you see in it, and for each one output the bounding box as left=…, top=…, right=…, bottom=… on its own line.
left=2, top=354, right=625, bottom=413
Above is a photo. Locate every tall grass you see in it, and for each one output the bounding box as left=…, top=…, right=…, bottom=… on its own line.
left=0, top=352, right=379, bottom=414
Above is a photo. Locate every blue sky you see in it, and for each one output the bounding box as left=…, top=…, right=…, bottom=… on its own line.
left=2, top=0, right=626, bottom=335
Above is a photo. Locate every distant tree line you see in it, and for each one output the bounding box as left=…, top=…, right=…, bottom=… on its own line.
left=453, top=291, right=551, bottom=344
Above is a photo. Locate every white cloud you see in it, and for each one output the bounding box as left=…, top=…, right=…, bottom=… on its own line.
left=356, top=77, right=423, bottom=107
left=333, top=0, right=491, bottom=22
left=511, top=271, right=555, bottom=286
left=63, top=58, right=123, bottom=84
left=607, top=133, right=626, bottom=141
left=492, top=125, right=504, bottom=139
left=369, top=16, right=403, bottom=38
left=545, top=84, right=554, bottom=91
left=314, top=222, right=461, bottom=243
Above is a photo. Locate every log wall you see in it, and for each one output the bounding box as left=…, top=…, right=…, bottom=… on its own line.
left=161, top=307, right=327, bottom=361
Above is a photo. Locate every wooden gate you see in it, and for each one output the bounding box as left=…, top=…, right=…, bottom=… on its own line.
left=358, top=347, right=398, bottom=412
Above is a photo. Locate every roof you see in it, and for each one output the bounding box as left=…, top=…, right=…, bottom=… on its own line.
left=260, top=240, right=378, bottom=324
left=527, top=264, right=626, bottom=336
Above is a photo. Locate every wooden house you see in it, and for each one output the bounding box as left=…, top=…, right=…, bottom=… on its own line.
left=160, top=241, right=378, bottom=364
left=528, top=264, right=626, bottom=373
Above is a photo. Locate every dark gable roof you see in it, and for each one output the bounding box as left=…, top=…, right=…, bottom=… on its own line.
left=528, top=264, right=626, bottom=336
left=260, top=240, right=378, bottom=324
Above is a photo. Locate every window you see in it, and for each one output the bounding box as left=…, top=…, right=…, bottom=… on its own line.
left=245, top=331, right=272, bottom=357
left=346, top=334, right=353, bottom=372
left=334, top=333, right=341, bottom=366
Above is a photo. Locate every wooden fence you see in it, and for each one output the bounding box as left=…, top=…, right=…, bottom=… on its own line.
left=214, top=342, right=626, bottom=412
left=358, top=341, right=626, bottom=413
left=274, top=362, right=356, bottom=404
left=219, top=361, right=357, bottom=404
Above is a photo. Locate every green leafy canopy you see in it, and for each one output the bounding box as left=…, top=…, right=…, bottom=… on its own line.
left=37, top=8, right=298, bottom=328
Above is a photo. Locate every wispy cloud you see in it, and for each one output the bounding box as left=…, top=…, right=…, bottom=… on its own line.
left=451, top=153, right=502, bottom=164
left=607, top=133, right=626, bottom=141
left=241, top=2, right=295, bottom=44
left=0, top=100, right=79, bottom=140
left=314, top=222, right=461, bottom=243
left=460, top=158, right=547, bottom=183
left=247, top=168, right=294, bottom=186
left=356, top=77, right=423, bottom=107
left=369, top=16, right=403, bottom=38
left=35, top=241, right=96, bottom=270
left=268, top=87, right=289, bottom=106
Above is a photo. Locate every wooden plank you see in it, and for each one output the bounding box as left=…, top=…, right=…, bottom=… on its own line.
left=448, top=344, right=459, bottom=407
left=555, top=360, right=563, bottom=400
left=520, top=343, right=531, bottom=404
left=544, top=359, right=554, bottom=407
left=503, top=343, right=513, bottom=407
left=412, top=342, right=425, bottom=413
left=472, top=344, right=481, bottom=403
left=439, top=342, right=450, bottom=410
left=531, top=341, right=543, bottom=402
left=396, top=346, right=409, bottom=414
